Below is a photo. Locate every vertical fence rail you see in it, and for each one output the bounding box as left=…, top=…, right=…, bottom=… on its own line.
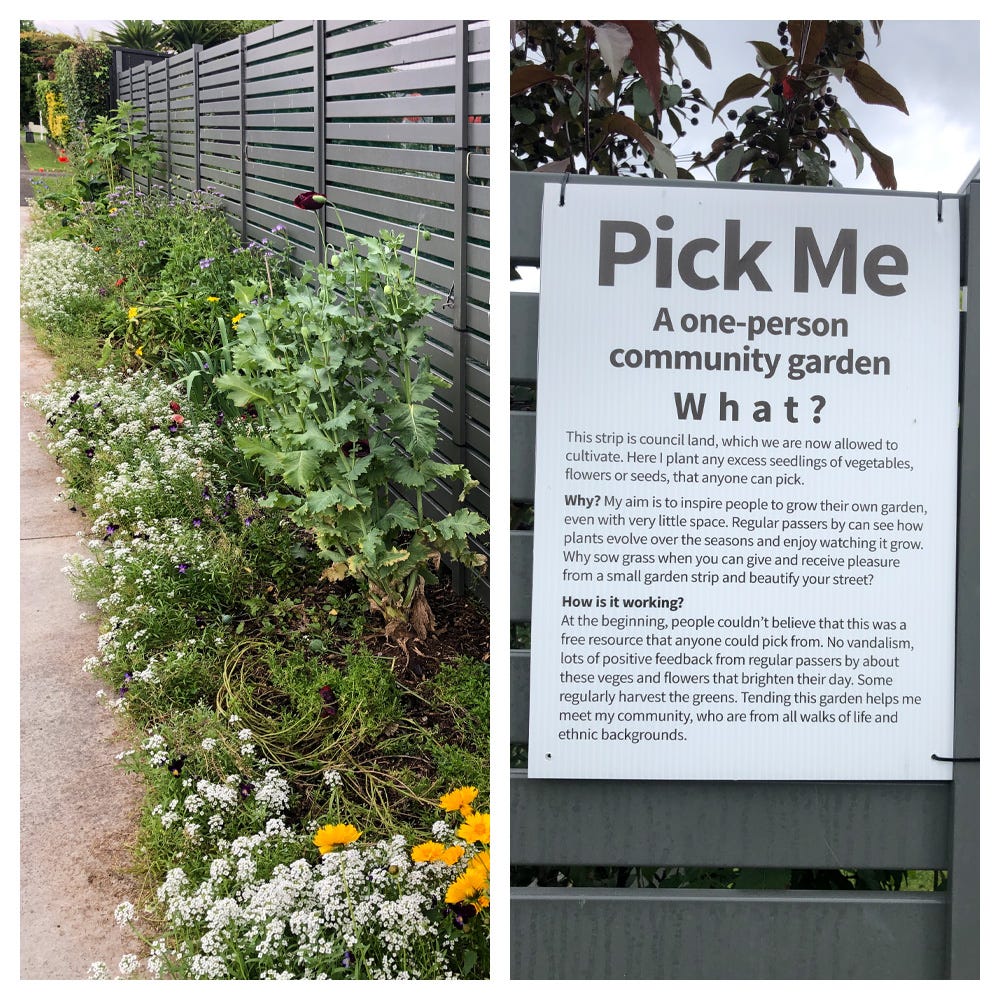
left=948, top=173, right=979, bottom=979
left=509, top=171, right=977, bottom=979
left=191, top=45, right=202, bottom=193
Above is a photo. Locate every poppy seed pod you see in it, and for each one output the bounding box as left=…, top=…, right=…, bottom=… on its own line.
left=293, top=191, right=328, bottom=210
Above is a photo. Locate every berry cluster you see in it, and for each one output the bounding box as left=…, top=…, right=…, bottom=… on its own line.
left=714, top=20, right=868, bottom=183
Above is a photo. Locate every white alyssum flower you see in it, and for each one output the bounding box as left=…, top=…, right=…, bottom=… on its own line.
left=113, top=901, right=136, bottom=927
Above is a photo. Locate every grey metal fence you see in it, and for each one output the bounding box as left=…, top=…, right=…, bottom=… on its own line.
left=509, top=170, right=979, bottom=979
left=114, top=20, right=490, bottom=594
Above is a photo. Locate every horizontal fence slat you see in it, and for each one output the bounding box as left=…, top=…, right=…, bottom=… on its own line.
left=511, top=888, right=948, bottom=979
left=510, top=771, right=951, bottom=869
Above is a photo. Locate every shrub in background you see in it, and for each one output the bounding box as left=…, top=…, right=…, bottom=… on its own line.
left=54, top=42, right=112, bottom=131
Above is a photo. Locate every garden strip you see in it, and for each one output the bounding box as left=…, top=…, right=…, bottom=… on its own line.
left=19, top=205, right=145, bottom=979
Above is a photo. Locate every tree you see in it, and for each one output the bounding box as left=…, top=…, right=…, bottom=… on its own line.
left=20, top=27, right=78, bottom=125
left=99, top=20, right=169, bottom=51
left=511, top=21, right=712, bottom=178
left=510, top=19, right=906, bottom=189
left=708, top=20, right=906, bottom=188
left=54, top=43, right=112, bottom=130
left=160, top=20, right=279, bottom=52
left=162, top=20, right=222, bottom=52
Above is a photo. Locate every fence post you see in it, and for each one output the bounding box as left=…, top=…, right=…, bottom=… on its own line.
left=191, top=45, right=202, bottom=193
left=164, top=57, right=172, bottom=194
left=238, top=34, right=248, bottom=239
left=947, top=174, right=979, bottom=979
left=314, top=21, right=327, bottom=263
left=450, top=21, right=471, bottom=595
left=143, top=63, right=151, bottom=192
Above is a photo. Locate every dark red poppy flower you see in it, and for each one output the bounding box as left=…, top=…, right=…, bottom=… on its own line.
left=781, top=77, right=795, bottom=100
left=169, top=400, right=181, bottom=413
left=167, top=756, right=186, bottom=776
left=293, top=191, right=328, bottom=210
left=115, top=277, right=125, bottom=287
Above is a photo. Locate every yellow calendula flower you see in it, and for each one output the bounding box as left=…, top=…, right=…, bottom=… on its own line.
left=444, top=871, right=481, bottom=905
left=411, top=841, right=445, bottom=863
left=439, top=786, right=477, bottom=814
left=456, top=811, right=489, bottom=845
left=128, top=306, right=139, bottom=322
left=468, top=850, right=490, bottom=879
left=231, top=312, right=246, bottom=328
left=135, top=346, right=144, bottom=358
left=206, top=296, right=219, bottom=303
left=313, top=823, right=361, bottom=854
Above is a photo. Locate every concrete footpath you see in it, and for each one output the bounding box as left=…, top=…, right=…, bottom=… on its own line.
left=20, top=204, right=143, bottom=979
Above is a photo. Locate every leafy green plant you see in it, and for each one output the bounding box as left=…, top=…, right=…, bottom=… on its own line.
left=217, top=226, right=488, bottom=639
left=80, top=101, right=160, bottom=197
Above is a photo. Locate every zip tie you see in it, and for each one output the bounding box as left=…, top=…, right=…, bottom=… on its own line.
left=937, top=191, right=943, bottom=222
left=931, top=753, right=979, bottom=763
left=559, top=170, right=569, bottom=207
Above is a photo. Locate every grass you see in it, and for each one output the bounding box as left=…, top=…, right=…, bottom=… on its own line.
left=21, top=133, right=76, bottom=199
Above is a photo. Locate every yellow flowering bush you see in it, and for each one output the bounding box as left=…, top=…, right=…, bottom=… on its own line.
left=45, top=89, right=69, bottom=140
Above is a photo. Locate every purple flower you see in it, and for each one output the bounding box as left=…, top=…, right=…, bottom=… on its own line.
left=177, top=563, right=189, bottom=574
left=192, top=517, right=202, bottom=528
left=198, top=257, right=214, bottom=269
left=105, top=524, right=118, bottom=536
left=239, top=781, right=254, bottom=799
left=271, top=224, right=285, bottom=233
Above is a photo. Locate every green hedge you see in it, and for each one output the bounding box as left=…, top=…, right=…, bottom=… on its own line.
left=54, top=42, right=111, bottom=132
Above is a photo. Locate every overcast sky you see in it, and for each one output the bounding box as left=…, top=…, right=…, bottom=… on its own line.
left=675, top=19, right=980, bottom=194
left=37, top=17, right=980, bottom=194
